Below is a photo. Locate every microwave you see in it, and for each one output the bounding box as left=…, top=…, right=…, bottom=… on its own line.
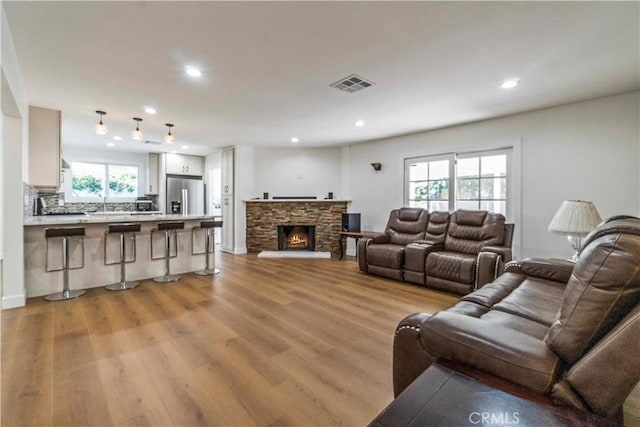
left=136, top=199, right=153, bottom=211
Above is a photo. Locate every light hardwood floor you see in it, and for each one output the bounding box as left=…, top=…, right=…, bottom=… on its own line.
left=2, top=253, right=639, bottom=426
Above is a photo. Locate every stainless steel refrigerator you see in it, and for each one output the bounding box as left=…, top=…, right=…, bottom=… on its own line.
left=166, top=175, right=205, bottom=215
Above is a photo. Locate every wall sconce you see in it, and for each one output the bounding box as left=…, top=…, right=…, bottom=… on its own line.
left=371, top=162, right=382, bottom=171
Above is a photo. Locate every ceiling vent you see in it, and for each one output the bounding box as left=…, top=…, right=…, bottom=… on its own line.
left=143, top=140, right=162, bottom=145
left=330, top=74, right=374, bottom=93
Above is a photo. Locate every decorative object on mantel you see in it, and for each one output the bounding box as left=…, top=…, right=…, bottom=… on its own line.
left=371, top=162, right=382, bottom=171
left=164, top=123, right=175, bottom=143
left=327, top=192, right=334, bottom=199
left=257, top=251, right=331, bottom=259
left=95, top=110, right=108, bottom=135
left=548, top=199, right=602, bottom=262
left=263, top=192, right=269, bottom=200
left=131, top=117, right=144, bottom=140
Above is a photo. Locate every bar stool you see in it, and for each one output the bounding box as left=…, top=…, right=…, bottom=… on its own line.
left=151, top=221, right=185, bottom=283
left=192, top=219, right=223, bottom=276
left=104, top=223, right=141, bottom=291
left=44, top=227, right=87, bottom=301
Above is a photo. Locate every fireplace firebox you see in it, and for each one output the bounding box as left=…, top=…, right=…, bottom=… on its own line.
left=277, top=225, right=316, bottom=251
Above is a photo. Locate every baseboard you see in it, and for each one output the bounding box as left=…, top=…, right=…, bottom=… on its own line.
left=234, top=246, right=248, bottom=255
left=2, top=293, right=26, bottom=309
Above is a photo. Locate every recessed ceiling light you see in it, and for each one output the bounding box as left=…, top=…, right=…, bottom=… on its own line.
left=181, top=145, right=189, bottom=149
left=185, top=66, right=202, bottom=77
left=354, top=120, right=364, bottom=127
left=106, top=142, right=115, bottom=147
left=112, top=136, right=122, bottom=141
left=291, top=137, right=299, bottom=143
left=501, top=79, right=520, bottom=89
left=144, top=106, right=157, bottom=115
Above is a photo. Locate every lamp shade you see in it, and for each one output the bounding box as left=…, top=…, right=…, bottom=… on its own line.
left=548, top=200, right=602, bottom=236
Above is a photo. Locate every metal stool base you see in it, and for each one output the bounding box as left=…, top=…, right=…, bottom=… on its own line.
left=153, top=274, right=182, bottom=283
left=44, top=289, right=87, bottom=301
left=194, top=268, right=220, bottom=276
left=105, top=281, right=140, bottom=291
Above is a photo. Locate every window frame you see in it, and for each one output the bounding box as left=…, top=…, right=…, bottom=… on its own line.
left=404, top=148, right=513, bottom=218
left=64, top=160, right=142, bottom=203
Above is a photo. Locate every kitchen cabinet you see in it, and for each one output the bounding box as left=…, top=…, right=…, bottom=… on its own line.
left=165, top=153, right=204, bottom=176
left=28, top=106, right=61, bottom=191
left=221, top=148, right=234, bottom=195
left=147, top=153, right=160, bottom=195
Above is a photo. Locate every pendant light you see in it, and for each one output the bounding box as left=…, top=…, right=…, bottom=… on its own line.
left=95, top=110, right=108, bottom=135
left=165, top=123, right=175, bottom=143
left=131, top=117, right=143, bottom=140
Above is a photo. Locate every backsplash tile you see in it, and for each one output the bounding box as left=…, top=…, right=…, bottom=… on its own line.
left=24, top=185, right=159, bottom=216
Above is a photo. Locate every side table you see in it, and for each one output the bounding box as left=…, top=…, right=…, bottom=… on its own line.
left=369, top=364, right=613, bottom=427
left=338, top=231, right=365, bottom=260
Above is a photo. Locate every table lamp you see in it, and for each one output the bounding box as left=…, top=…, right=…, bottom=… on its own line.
left=548, top=200, right=602, bottom=262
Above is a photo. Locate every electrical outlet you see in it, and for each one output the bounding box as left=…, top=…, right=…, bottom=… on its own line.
left=58, top=198, right=64, bottom=206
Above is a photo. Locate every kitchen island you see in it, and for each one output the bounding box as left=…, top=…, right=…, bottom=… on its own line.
left=24, top=214, right=218, bottom=297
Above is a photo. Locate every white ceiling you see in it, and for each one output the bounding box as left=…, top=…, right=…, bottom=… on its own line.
left=4, top=1, right=639, bottom=156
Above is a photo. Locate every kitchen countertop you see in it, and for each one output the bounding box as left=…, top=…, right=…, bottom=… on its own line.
left=24, top=213, right=218, bottom=226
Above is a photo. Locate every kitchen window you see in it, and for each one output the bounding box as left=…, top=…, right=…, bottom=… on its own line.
left=66, top=161, right=139, bottom=202
left=405, top=149, right=511, bottom=217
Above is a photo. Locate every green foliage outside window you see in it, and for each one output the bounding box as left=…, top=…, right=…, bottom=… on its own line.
left=109, top=171, right=137, bottom=194
left=72, top=174, right=104, bottom=195
left=415, top=180, right=448, bottom=201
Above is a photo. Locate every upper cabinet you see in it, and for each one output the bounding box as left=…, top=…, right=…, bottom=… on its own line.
left=147, top=153, right=160, bottom=195
left=28, top=106, right=61, bottom=191
left=221, top=148, right=234, bottom=195
left=165, top=153, right=204, bottom=176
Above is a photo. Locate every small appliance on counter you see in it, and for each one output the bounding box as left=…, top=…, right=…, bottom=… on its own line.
left=35, top=197, right=47, bottom=216
left=136, top=196, right=153, bottom=211
left=171, top=201, right=181, bottom=214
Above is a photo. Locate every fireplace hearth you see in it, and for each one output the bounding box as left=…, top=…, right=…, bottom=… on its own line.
left=278, top=225, right=316, bottom=251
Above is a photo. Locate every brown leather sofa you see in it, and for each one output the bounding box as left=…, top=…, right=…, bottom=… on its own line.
left=359, top=209, right=514, bottom=295
left=357, top=207, right=430, bottom=281
left=393, top=216, right=640, bottom=422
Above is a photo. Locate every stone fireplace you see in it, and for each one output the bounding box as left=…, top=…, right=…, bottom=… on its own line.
left=245, top=200, right=348, bottom=255
left=278, top=225, right=315, bottom=251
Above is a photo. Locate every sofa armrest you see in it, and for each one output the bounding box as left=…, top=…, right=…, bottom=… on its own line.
left=482, top=245, right=512, bottom=263
left=506, top=257, right=574, bottom=283
left=421, top=311, right=562, bottom=393
left=369, top=232, right=390, bottom=244
left=357, top=238, right=371, bottom=272
left=476, top=251, right=501, bottom=289
left=405, top=242, right=444, bottom=273
left=393, top=312, right=435, bottom=396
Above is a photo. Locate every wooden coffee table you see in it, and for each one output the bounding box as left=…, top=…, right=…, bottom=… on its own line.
left=369, top=364, right=613, bottom=427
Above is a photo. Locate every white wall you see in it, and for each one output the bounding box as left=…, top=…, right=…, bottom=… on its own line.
left=1, top=6, right=29, bottom=309
left=347, top=91, right=640, bottom=259
left=252, top=147, right=343, bottom=199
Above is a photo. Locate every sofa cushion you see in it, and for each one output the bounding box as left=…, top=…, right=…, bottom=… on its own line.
left=426, top=251, right=476, bottom=285
left=493, top=278, right=565, bottom=326
left=480, top=310, right=549, bottom=340
left=366, top=244, right=405, bottom=269
left=444, top=210, right=505, bottom=255
left=545, top=219, right=640, bottom=364
left=386, top=208, right=429, bottom=245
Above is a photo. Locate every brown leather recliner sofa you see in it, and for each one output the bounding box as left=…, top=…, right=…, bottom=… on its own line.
left=358, top=209, right=514, bottom=295
left=393, top=216, right=640, bottom=422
